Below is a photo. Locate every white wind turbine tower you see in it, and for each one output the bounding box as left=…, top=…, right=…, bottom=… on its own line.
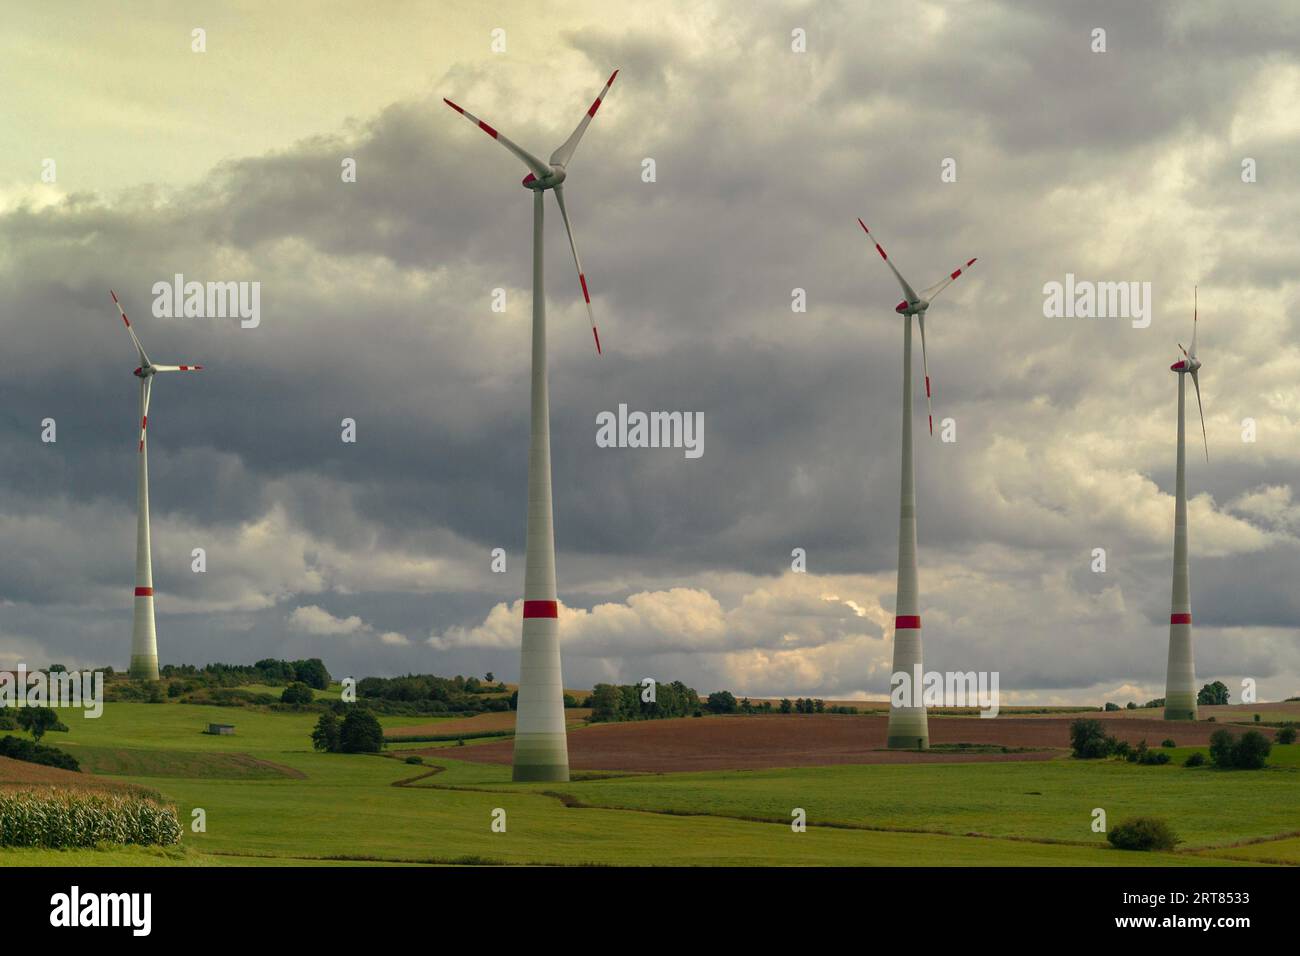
left=1164, top=287, right=1208, bottom=721
left=110, top=291, right=203, bottom=681
left=445, top=70, right=618, bottom=781
left=857, top=221, right=976, bottom=749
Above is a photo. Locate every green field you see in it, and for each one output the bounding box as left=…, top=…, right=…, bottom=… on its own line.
left=2, top=703, right=1295, bottom=866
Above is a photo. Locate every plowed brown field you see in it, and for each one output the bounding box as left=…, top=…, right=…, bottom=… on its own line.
left=0, top=755, right=140, bottom=792
left=424, top=713, right=1273, bottom=773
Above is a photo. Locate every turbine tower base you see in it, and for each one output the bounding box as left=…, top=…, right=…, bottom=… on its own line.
left=128, top=655, right=159, bottom=681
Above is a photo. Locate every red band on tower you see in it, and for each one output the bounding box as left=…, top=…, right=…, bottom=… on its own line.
left=895, top=615, right=921, bottom=629
left=1170, top=612, right=1192, bottom=625
left=523, top=600, right=558, bottom=619
left=135, top=587, right=154, bottom=597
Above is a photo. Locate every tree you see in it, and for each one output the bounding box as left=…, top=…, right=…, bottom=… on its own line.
left=1069, top=718, right=1115, bottom=759
left=281, top=682, right=314, bottom=705
left=590, top=684, right=624, bottom=722
left=17, top=707, right=62, bottom=742
left=485, top=672, right=495, bottom=683
left=338, top=709, right=384, bottom=753
left=1197, top=680, right=1230, bottom=706
left=311, top=712, right=341, bottom=752
left=1276, top=726, right=1297, bottom=745
left=705, top=691, right=738, bottom=714
left=779, top=698, right=793, bottom=714
left=292, top=658, right=332, bottom=691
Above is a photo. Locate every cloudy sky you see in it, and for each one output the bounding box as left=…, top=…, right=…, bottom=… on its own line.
left=1, top=0, right=1297, bottom=704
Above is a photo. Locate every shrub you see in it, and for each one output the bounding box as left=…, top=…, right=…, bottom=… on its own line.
left=1107, top=817, right=1181, bottom=851
left=280, top=682, right=314, bottom=705
left=1276, top=726, right=1297, bottom=745
left=0, top=788, right=181, bottom=847
left=1230, top=730, right=1271, bottom=770
left=0, top=735, right=80, bottom=771
left=1254, top=714, right=1261, bottom=723
left=1183, top=751, right=1206, bottom=767
left=0, top=712, right=16, bottom=731
left=1104, top=702, right=1121, bottom=712
left=404, top=755, right=423, bottom=765
left=1161, top=738, right=1176, bottom=748
left=1209, top=728, right=1272, bottom=769
left=338, top=709, right=384, bottom=753
left=1208, top=728, right=1236, bottom=766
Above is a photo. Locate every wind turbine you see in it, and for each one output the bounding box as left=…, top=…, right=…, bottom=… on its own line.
left=1164, top=287, right=1208, bottom=721
left=857, top=220, right=976, bottom=749
left=445, top=70, right=618, bottom=782
left=110, top=291, right=203, bottom=681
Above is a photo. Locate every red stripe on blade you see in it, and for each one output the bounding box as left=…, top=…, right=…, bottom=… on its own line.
left=1170, top=613, right=1192, bottom=625
left=967, top=258, right=977, bottom=266
left=443, top=98, right=464, bottom=114
left=579, top=273, right=590, bottom=302
left=478, top=120, right=497, bottom=138
left=122, top=315, right=131, bottom=327
left=950, top=269, right=962, bottom=280
left=875, top=244, right=887, bottom=260
left=928, top=415, right=934, bottom=434
left=925, top=376, right=931, bottom=397
left=895, top=615, right=921, bottom=629
left=523, top=600, right=558, bottom=619
left=608, top=70, right=619, bottom=84
left=135, top=587, right=153, bottom=597
left=593, top=327, right=602, bottom=354
left=588, top=97, right=602, bottom=117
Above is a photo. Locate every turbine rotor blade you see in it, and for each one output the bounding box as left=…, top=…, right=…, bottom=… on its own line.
left=151, top=364, right=204, bottom=372
left=553, top=185, right=602, bottom=355
left=857, top=220, right=918, bottom=302
left=1190, top=285, right=1199, bottom=359
left=550, top=70, right=619, bottom=169
left=139, top=377, right=152, bottom=453
left=1191, top=368, right=1208, bottom=462
left=919, top=257, right=979, bottom=303
left=110, top=290, right=150, bottom=366
left=442, top=98, right=550, bottom=180
left=917, top=313, right=934, bottom=436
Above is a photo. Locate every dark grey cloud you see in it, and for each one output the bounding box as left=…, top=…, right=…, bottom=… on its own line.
left=1, top=0, right=1296, bottom=698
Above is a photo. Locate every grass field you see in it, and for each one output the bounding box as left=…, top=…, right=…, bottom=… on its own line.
left=1, top=702, right=1294, bottom=867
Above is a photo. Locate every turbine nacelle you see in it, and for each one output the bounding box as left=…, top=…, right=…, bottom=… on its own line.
left=895, top=299, right=929, bottom=315
left=522, top=165, right=567, bottom=191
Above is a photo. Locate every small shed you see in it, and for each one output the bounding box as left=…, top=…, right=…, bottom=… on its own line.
left=205, top=723, right=236, bottom=735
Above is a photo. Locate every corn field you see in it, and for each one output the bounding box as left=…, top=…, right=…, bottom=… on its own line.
left=0, top=787, right=182, bottom=847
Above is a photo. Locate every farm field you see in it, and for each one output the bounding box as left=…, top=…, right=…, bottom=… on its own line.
left=0, top=702, right=1294, bottom=867
left=427, top=713, right=1277, bottom=771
